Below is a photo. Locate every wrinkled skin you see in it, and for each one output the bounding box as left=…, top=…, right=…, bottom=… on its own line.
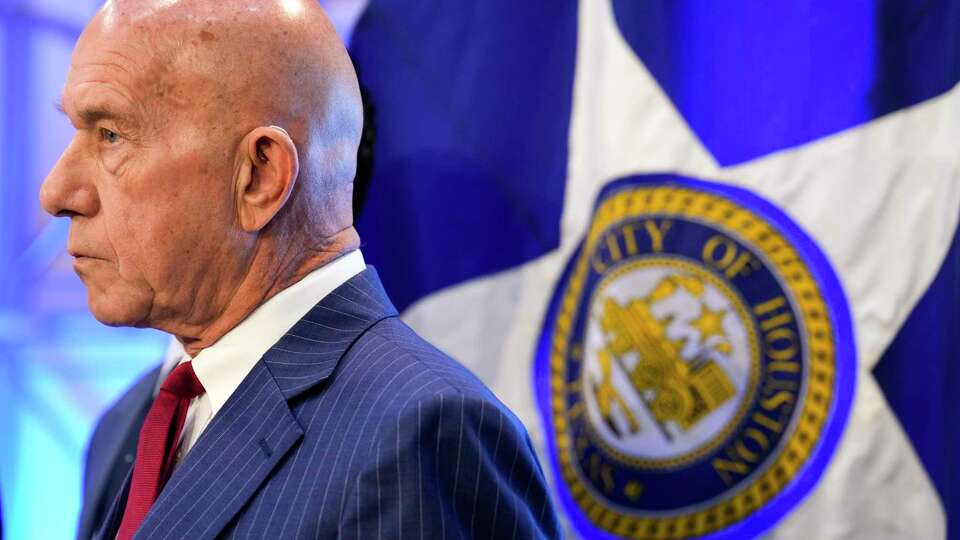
left=39, top=0, right=363, bottom=356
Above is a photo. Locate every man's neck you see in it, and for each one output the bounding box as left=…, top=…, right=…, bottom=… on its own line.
left=176, top=226, right=361, bottom=357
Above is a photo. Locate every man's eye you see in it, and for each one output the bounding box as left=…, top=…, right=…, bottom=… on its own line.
left=100, top=128, right=120, bottom=144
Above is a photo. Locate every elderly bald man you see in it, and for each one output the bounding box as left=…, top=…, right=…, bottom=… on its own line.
left=41, top=1, right=561, bottom=538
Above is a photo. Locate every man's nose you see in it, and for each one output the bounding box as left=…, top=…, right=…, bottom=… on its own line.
left=39, top=140, right=99, bottom=218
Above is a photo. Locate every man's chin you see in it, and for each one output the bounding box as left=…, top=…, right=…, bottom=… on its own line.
left=85, top=288, right=153, bottom=329
left=88, top=304, right=148, bottom=327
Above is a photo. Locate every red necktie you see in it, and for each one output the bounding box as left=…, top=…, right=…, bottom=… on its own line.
left=117, top=361, right=205, bottom=540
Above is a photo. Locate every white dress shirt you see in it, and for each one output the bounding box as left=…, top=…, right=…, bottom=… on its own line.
left=156, top=250, right=366, bottom=462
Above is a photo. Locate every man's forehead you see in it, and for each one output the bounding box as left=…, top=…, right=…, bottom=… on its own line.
left=66, top=14, right=200, bottom=121
left=63, top=41, right=144, bottom=116
left=74, top=7, right=157, bottom=70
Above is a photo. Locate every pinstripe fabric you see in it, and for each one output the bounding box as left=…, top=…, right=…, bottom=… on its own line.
left=92, top=268, right=561, bottom=539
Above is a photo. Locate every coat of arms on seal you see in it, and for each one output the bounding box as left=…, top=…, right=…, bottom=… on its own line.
left=534, top=175, right=855, bottom=539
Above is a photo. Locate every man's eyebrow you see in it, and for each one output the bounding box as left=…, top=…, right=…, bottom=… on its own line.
left=56, top=100, right=138, bottom=127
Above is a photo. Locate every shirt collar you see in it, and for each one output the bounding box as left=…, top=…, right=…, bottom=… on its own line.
left=156, top=337, right=185, bottom=396
left=181, top=249, right=366, bottom=416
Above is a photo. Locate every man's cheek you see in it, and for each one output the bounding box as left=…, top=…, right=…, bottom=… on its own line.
left=101, top=147, right=132, bottom=177
left=104, top=218, right=157, bottom=285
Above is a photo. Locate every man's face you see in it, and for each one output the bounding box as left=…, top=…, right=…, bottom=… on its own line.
left=39, top=19, right=243, bottom=329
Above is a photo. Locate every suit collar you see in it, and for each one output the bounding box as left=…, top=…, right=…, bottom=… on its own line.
left=261, top=266, right=398, bottom=400
left=190, top=250, right=367, bottom=416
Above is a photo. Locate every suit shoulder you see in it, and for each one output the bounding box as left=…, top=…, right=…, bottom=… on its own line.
left=335, top=322, right=559, bottom=538
left=327, top=317, right=524, bottom=432
left=347, top=317, right=495, bottom=400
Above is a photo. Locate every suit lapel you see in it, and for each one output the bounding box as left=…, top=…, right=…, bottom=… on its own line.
left=130, top=360, right=302, bottom=539
left=130, top=267, right=397, bottom=539
left=263, top=267, right=398, bottom=400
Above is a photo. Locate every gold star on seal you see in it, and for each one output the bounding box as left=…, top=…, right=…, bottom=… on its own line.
left=693, top=304, right=726, bottom=340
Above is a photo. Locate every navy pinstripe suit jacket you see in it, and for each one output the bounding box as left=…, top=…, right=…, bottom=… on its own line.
left=81, top=267, right=561, bottom=539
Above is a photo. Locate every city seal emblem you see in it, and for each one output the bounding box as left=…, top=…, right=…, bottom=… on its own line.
left=534, top=174, right=855, bottom=539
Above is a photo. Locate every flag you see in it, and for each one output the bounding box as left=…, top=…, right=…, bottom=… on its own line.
left=349, top=1, right=960, bottom=538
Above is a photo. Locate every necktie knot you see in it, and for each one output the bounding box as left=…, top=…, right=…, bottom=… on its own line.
left=160, top=360, right=205, bottom=399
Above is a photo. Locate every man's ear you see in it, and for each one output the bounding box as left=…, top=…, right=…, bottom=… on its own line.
left=235, top=126, right=300, bottom=232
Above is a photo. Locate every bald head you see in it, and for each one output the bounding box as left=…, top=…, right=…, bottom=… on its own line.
left=40, top=0, right=365, bottom=345
left=88, top=0, right=363, bottom=233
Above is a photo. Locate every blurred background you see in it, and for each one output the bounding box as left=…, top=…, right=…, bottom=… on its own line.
left=1, top=1, right=958, bottom=539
